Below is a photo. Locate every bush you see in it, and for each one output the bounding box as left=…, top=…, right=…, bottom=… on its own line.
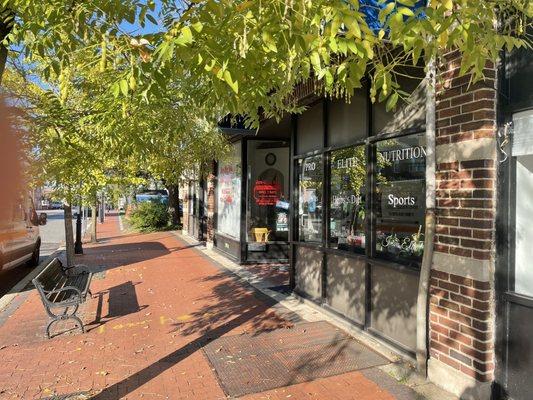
left=128, top=201, right=169, bottom=231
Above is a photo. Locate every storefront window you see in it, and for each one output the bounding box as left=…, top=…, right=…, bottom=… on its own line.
left=375, top=133, right=426, bottom=266
left=247, top=141, right=290, bottom=244
left=329, top=146, right=366, bottom=253
left=217, top=143, right=241, bottom=239
left=298, top=155, right=323, bottom=243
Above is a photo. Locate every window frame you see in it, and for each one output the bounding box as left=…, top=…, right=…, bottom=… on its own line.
left=292, top=98, right=426, bottom=271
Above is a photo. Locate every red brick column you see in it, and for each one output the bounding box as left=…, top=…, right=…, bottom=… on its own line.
left=428, top=51, right=497, bottom=398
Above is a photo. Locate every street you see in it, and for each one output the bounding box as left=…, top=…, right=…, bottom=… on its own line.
left=38, top=209, right=76, bottom=257
left=0, top=209, right=77, bottom=298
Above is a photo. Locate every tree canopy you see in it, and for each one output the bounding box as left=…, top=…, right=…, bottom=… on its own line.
left=1, top=0, right=531, bottom=203
left=3, top=0, right=531, bottom=121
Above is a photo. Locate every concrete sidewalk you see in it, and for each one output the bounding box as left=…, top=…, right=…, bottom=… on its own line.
left=0, top=214, right=455, bottom=400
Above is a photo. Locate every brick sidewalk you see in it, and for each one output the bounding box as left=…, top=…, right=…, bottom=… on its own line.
left=0, top=214, right=431, bottom=400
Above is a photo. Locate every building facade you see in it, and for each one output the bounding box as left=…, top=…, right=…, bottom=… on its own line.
left=181, top=46, right=533, bottom=400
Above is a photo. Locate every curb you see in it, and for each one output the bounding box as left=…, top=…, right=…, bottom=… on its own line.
left=0, top=246, right=65, bottom=313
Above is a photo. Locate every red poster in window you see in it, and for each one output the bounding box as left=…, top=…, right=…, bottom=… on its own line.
left=253, top=180, right=281, bottom=206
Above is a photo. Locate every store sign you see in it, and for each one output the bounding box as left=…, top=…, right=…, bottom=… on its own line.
left=333, top=156, right=359, bottom=169
left=276, top=211, right=288, bottom=232
left=253, top=180, right=281, bottom=206
left=380, top=145, right=426, bottom=162
left=332, top=194, right=361, bottom=206
left=303, top=161, right=317, bottom=172
left=276, top=200, right=290, bottom=210
left=387, top=194, right=415, bottom=208
left=380, top=180, right=425, bottom=222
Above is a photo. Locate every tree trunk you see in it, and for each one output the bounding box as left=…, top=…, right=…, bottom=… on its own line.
left=167, top=183, right=181, bottom=226
left=91, top=196, right=97, bottom=243
left=63, top=204, right=75, bottom=267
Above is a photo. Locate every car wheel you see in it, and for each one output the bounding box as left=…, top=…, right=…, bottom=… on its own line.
left=27, top=241, right=40, bottom=267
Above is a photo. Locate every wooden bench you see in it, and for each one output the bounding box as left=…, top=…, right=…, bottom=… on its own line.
left=32, top=258, right=93, bottom=338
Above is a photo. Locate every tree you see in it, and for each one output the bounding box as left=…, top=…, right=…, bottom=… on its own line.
left=1, top=62, right=141, bottom=263
left=112, top=91, right=229, bottom=226
left=133, top=0, right=533, bottom=120
left=3, top=1, right=530, bottom=119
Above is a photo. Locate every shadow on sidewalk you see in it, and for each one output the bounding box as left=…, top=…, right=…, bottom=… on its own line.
left=90, top=268, right=294, bottom=399
left=78, top=241, right=204, bottom=272
left=87, top=281, right=147, bottom=331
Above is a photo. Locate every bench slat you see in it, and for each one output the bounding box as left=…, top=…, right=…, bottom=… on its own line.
left=34, top=258, right=92, bottom=305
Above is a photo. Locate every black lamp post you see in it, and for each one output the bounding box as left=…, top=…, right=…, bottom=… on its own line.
left=74, top=205, right=83, bottom=254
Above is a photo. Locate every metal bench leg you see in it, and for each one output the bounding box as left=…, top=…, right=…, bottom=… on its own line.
left=45, top=303, right=84, bottom=338
left=71, top=315, right=85, bottom=333
left=46, top=318, right=58, bottom=339
left=64, top=303, right=85, bottom=334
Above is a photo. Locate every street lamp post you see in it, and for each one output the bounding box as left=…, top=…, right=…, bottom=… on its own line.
left=75, top=205, right=83, bottom=254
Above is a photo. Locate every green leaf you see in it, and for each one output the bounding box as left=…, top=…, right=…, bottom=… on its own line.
left=112, top=81, right=120, bottom=98
left=191, top=21, right=203, bottom=33
left=362, top=40, right=374, bottom=59
left=379, top=3, right=395, bottom=24
left=223, top=70, right=238, bottom=94
left=386, top=92, right=399, bottom=111
left=310, top=51, right=321, bottom=71
left=181, top=26, right=193, bottom=43
left=146, top=14, right=158, bottom=25
left=398, top=7, right=414, bottom=17
left=443, top=0, right=453, bottom=11
left=398, top=0, right=416, bottom=6
left=120, top=79, right=129, bottom=97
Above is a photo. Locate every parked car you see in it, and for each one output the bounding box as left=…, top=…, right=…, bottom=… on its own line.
left=0, top=196, right=47, bottom=271
left=49, top=201, right=63, bottom=209
left=40, top=199, right=50, bottom=209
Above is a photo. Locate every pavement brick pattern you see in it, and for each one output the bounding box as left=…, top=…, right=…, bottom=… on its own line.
left=0, top=214, right=420, bottom=400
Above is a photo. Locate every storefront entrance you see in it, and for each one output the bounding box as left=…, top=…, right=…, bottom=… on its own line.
left=214, top=116, right=292, bottom=263
left=187, top=180, right=206, bottom=242
left=246, top=139, right=290, bottom=262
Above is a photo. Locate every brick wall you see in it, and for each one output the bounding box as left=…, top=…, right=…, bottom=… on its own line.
left=435, top=159, right=495, bottom=261
left=436, top=52, right=496, bottom=146
left=429, top=50, right=497, bottom=385
left=430, top=270, right=494, bottom=382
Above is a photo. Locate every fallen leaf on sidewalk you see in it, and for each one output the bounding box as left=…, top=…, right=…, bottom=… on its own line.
left=95, top=371, right=109, bottom=376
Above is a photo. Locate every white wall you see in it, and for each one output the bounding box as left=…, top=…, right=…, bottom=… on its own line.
left=515, top=154, right=533, bottom=297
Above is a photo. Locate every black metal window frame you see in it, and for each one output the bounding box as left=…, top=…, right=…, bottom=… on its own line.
left=291, top=97, right=425, bottom=274
left=289, top=95, right=424, bottom=357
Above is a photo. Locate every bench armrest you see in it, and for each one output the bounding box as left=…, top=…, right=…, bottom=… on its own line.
left=45, top=286, right=83, bottom=302
left=62, top=264, right=90, bottom=276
